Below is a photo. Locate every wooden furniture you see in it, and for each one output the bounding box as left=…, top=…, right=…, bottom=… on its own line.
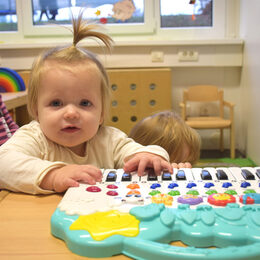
left=1, top=91, right=30, bottom=126
left=0, top=191, right=131, bottom=260
left=1, top=71, right=31, bottom=126
left=180, top=85, right=235, bottom=158
left=106, top=68, right=172, bottom=134
left=0, top=191, right=187, bottom=259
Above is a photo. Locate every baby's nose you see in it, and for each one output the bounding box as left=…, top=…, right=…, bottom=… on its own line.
left=64, top=105, right=79, bottom=119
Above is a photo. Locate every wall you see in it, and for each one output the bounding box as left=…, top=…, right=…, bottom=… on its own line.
left=0, top=40, right=244, bottom=152
left=240, top=0, right=260, bottom=164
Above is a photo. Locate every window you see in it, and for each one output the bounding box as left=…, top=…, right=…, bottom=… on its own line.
left=0, top=0, right=238, bottom=41
left=22, top=0, right=153, bottom=36
left=160, top=0, right=212, bottom=28
left=32, top=0, right=144, bottom=25
left=155, top=0, right=226, bottom=40
left=0, top=0, right=17, bottom=31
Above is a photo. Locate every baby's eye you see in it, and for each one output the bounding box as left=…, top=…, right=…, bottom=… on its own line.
left=50, top=100, right=62, bottom=107
left=80, top=99, right=92, bottom=107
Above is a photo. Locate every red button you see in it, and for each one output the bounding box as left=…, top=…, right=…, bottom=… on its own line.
left=86, top=186, right=102, bottom=192
left=107, top=184, right=118, bottom=189
left=107, top=190, right=118, bottom=196
left=208, top=193, right=236, bottom=206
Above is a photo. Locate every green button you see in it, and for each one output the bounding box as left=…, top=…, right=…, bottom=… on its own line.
left=186, top=190, right=199, bottom=195
left=168, top=190, right=180, bottom=196
left=206, top=189, right=218, bottom=195
left=243, top=189, right=256, bottom=194
left=224, top=190, right=237, bottom=195
left=149, top=190, right=161, bottom=196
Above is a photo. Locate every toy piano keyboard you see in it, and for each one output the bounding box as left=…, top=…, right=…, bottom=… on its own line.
left=51, top=167, right=260, bottom=260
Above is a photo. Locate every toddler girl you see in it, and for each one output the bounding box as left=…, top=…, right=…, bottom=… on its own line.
left=129, top=110, right=201, bottom=168
left=0, top=13, right=171, bottom=194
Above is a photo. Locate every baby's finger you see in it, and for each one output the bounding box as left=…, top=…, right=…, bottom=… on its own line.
left=177, top=162, right=186, bottom=168
left=137, top=158, right=148, bottom=176
left=54, top=178, right=79, bottom=193
left=171, top=163, right=179, bottom=169
left=81, top=166, right=102, bottom=182
left=123, top=157, right=139, bottom=173
left=76, top=172, right=97, bottom=185
left=161, top=160, right=173, bottom=173
left=184, top=162, right=192, bottom=168
left=153, top=157, right=162, bottom=175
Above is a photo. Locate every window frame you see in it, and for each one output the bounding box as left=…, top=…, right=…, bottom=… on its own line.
left=155, top=0, right=226, bottom=40
left=20, top=0, right=155, bottom=36
left=0, top=0, right=238, bottom=43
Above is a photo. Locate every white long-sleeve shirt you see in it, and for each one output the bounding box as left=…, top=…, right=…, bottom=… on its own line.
left=0, top=121, right=169, bottom=194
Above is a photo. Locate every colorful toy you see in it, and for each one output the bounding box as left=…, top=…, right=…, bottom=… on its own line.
left=51, top=167, right=260, bottom=259
left=0, top=68, right=26, bottom=92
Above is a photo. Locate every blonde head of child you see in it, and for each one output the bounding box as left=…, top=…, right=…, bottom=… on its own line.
left=129, top=110, right=201, bottom=167
left=27, top=12, right=113, bottom=156
left=17, top=12, right=172, bottom=193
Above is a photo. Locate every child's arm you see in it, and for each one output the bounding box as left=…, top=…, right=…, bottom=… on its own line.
left=123, top=152, right=173, bottom=176
left=0, top=96, right=19, bottom=135
left=39, top=164, right=102, bottom=193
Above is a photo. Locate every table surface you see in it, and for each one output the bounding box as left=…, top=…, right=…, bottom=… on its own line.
left=0, top=191, right=133, bottom=260
left=1, top=91, right=27, bottom=110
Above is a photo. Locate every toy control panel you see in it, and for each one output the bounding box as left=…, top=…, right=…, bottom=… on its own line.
left=51, top=167, right=260, bottom=260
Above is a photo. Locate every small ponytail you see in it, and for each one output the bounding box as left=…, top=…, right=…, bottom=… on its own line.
left=71, top=9, right=113, bottom=51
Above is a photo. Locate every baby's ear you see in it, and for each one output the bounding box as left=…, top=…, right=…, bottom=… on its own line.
left=99, top=112, right=104, bottom=125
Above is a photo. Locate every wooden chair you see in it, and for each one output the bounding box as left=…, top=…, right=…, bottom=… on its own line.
left=179, top=85, right=235, bottom=158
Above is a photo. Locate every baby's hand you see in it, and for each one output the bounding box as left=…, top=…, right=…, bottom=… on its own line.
left=40, top=164, right=102, bottom=193
left=123, top=152, right=172, bottom=176
left=171, top=162, right=192, bottom=169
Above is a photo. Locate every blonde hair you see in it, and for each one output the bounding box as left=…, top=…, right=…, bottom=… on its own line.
left=27, top=10, right=114, bottom=122
left=129, top=110, right=201, bottom=164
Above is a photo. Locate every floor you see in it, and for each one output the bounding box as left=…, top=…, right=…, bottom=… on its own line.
left=200, top=149, right=245, bottom=159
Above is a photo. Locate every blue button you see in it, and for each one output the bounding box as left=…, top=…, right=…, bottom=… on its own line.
left=168, top=183, right=179, bottom=189
left=241, top=182, right=251, bottom=188
left=222, top=182, right=232, bottom=188
left=204, top=182, right=215, bottom=188
left=186, top=182, right=197, bottom=189
left=150, top=183, right=161, bottom=189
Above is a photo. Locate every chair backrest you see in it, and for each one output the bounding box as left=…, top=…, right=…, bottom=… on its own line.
left=183, top=85, right=224, bottom=117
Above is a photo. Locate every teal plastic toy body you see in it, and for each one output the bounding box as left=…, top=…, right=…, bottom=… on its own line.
left=51, top=167, right=260, bottom=259
left=51, top=203, right=260, bottom=259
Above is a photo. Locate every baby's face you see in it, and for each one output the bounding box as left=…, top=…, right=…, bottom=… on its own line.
left=36, top=61, right=103, bottom=156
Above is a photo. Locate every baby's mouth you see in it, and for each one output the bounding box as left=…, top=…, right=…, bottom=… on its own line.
left=62, top=126, right=80, bottom=133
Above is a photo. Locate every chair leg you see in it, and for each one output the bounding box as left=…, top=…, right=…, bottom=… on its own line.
left=230, top=125, right=235, bottom=159
left=220, top=129, right=224, bottom=152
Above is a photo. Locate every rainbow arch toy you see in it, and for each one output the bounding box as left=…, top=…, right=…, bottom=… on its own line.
left=0, top=67, right=26, bottom=92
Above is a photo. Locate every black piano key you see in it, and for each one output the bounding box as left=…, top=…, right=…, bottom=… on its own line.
left=201, top=170, right=212, bottom=180
left=121, top=172, right=132, bottom=181
left=162, top=172, right=172, bottom=181
left=148, top=174, right=158, bottom=181
left=106, top=171, right=117, bottom=182
left=176, top=170, right=186, bottom=180
left=241, top=169, right=255, bottom=180
left=216, top=169, right=228, bottom=180
left=147, top=169, right=158, bottom=181
left=256, top=169, right=260, bottom=179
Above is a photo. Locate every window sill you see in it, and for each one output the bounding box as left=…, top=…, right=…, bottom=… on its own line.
left=0, top=39, right=244, bottom=70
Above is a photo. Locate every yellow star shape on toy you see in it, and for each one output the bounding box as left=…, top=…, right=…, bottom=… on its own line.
left=70, top=210, right=140, bottom=240
left=95, top=10, right=101, bottom=16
